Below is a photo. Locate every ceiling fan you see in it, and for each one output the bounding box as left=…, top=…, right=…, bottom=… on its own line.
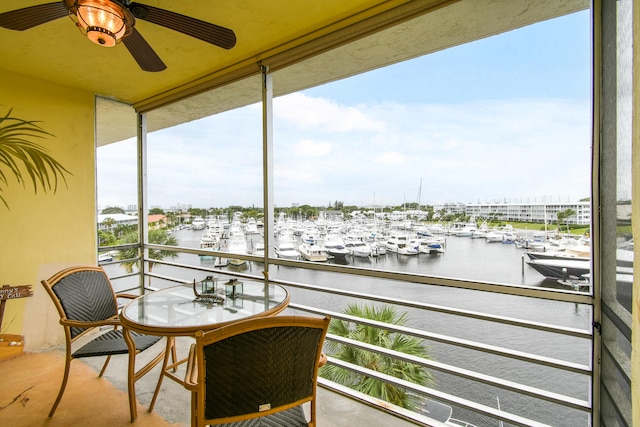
left=0, top=0, right=236, bottom=72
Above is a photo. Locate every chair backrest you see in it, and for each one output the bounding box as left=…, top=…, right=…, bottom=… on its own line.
left=194, top=315, right=330, bottom=424
left=41, top=266, right=118, bottom=339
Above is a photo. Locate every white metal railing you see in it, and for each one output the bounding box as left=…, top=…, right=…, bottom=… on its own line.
left=105, top=243, right=595, bottom=426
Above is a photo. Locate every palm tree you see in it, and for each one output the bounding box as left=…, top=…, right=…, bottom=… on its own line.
left=557, top=208, right=577, bottom=234
left=100, top=217, right=117, bottom=233
left=117, top=228, right=179, bottom=287
left=320, top=304, right=434, bottom=411
left=0, top=108, right=71, bottom=209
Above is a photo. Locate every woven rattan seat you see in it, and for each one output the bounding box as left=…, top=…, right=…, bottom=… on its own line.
left=41, top=265, right=166, bottom=421
left=184, top=315, right=330, bottom=427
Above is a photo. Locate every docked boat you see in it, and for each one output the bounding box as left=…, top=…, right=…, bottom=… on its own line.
left=514, top=238, right=546, bottom=250
left=252, top=239, right=265, bottom=256
left=526, top=258, right=590, bottom=279
left=525, top=251, right=589, bottom=262
left=411, top=237, right=445, bottom=254
left=485, top=224, right=517, bottom=243
left=245, top=218, right=259, bottom=234
left=227, top=229, right=248, bottom=266
left=453, top=221, right=477, bottom=237
left=298, top=242, right=329, bottom=262
left=98, top=251, right=115, bottom=263
left=344, top=239, right=372, bottom=257
left=190, top=216, right=206, bottom=230
left=199, top=230, right=220, bottom=260
left=470, top=222, right=489, bottom=239
left=322, top=234, right=349, bottom=262
left=370, top=241, right=386, bottom=256
left=385, top=235, right=418, bottom=255
left=275, top=234, right=301, bottom=260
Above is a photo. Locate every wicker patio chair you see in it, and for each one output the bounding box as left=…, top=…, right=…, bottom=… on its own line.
left=41, top=265, right=166, bottom=419
left=184, top=315, right=330, bottom=427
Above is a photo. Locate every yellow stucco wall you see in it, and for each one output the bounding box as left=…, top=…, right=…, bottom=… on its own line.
left=0, top=69, right=97, bottom=350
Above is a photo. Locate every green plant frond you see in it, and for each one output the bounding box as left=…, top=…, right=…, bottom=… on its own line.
left=0, top=109, right=72, bottom=208
left=327, top=318, right=352, bottom=337
left=324, top=302, right=435, bottom=409
left=319, top=365, right=361, bottom=387
left=117, top=229, right=179, bottom=274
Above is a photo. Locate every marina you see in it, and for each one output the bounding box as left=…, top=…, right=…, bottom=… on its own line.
left=102, top=217, right=630, bottom=427
left=103, top=220, right=607, bottom=427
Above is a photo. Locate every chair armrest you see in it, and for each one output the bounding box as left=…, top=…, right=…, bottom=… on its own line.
left=319, top=352, right=328, bottom=367
left=60, top=317, right=121, bottom=329
left=183, top=343, right=198, bottom=390
left=115, top=293, right=139, bottom=300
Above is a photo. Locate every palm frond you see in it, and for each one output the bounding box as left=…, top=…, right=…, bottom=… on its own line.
left=0, top=108, right=72, bottom=208
left=321, top=303, right=436, bottom=409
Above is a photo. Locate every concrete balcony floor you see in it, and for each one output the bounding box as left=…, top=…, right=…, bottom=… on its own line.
left=0, top=337, right=417, bottom=427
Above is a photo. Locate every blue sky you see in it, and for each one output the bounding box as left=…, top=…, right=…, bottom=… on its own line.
left=98, top=10, right=592, bottom=210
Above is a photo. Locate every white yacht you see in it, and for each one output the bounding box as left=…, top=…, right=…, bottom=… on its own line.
left=298, top=242, right=328, bottom=262
left=411, top=237, right=445, bottom=254
left=227, top=228, right=248, bottom=266
left=322, top=234, right=349, bottom=262
left=245, top=218, right=259, bottom=234
left=190, top=216, right=206, bottom=230
left=385, top=235, right=418, bottom=255
left=275, top=234, right=300, bottom=260
left=344, top=239, right=372, bottom=257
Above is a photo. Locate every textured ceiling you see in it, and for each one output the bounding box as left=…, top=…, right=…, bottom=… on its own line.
left=0, top=0, right=413, bottom=105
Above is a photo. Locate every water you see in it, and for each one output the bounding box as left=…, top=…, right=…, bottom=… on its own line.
left=106, top=229, right=593, bottom=427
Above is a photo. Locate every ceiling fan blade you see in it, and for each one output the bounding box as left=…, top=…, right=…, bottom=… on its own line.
left=0, top=2, right=68, bottom=31
left=122, top=27, right=167, bottom=72
left=128, top=3, right=236, bottom=50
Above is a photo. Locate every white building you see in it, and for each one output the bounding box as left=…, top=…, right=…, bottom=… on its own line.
left=97, top=214, right=138, bottom=231
left=463, top=201, right=590, bottom=225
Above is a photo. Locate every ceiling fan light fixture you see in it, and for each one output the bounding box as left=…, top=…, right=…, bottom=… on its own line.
left=72, top=0, right=128, bottom=47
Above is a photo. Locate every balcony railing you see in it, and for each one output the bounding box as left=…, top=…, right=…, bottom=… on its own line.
left=101, top=242, right=595, bottom=427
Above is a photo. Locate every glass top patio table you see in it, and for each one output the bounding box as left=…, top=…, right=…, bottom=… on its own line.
left=120, top=280, right=290, bottom=336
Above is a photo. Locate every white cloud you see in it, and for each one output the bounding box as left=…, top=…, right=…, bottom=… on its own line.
left=275, top=92, right=386, bottom=132
left=374, top=151, right=405, bottom=165
left=98, top=95, right=591, bottom=208
left=98, top=85, right=590, bottom=210
left=294, top=139, right=333, bottom=157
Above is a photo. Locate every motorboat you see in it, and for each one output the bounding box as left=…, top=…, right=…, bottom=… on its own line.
left=411, top=237, right=445, bottom=254
left=190, top=216, right=206, bottom=230
left=485, top=230, right=505, bottom=243
left=470, top=222, right=489, bottom=239
left=526, top=258, right=590, bottom=279
left=199, top=230, right=220, bottom=260
left=244, top=218, right=259, bottom=234
left=275, top=234, right=301, bottom=260
left=454, top=221, right=477, bottom=237
left=385, top=235, right=418, bottom=255
left=344, top=239, right=372, bottom=257
left=525, top=250, right=589, bottom=262
left=298, top=242, right=329, bottom=262
left=370, top=241, right=386, bottom=256
left=227, top=228, right=248, bottom=266
left=322, top=234, right=349, bottom=262
left=485, top=224, right=517, bottom=243
left=98, top=251, right=115, bottom=263
left=252, top=239, right=265, bottom=256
